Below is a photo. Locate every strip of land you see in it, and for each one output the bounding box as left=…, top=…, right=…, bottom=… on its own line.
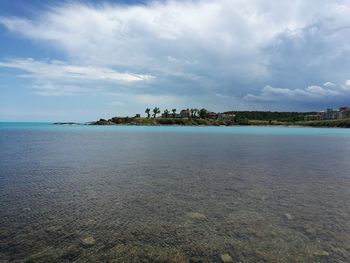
left=91, top=115, right=350, bottom=128
left=54, top=109, right=350, bottom=128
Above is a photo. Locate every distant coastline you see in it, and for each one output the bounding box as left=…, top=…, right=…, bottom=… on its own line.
left=91, top=118, right=350, bottom=128
left=53, top=118, right=350, bottom=128
left=53, top=108, right=350, bottom=128
left=90, top=108, right=350, bottom=128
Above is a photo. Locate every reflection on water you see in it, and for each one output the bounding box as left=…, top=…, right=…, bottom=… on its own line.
left=1, top=126, right=350, bottom=262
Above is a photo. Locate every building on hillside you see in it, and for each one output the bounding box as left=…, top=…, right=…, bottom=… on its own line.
left=305, top=107, right=350, bottom=121
left=161, top=113, right=181, bottom=118
left=207, top=112, right=218, bottom=119
left=323, top=107, right=350, bottom=120
left=180, top=109, right=190, bottom=118
left=339, top=107, right=350, bottom=119
left=217, top=113, right=236, bottom=120
left=324, top=108, right=339, bottom=119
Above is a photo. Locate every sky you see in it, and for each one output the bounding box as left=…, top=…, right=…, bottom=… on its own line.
left=0, top=0, right=350, bottom=121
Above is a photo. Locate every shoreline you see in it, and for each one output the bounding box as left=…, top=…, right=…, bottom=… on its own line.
left=52, top=122, right=350, bottom=129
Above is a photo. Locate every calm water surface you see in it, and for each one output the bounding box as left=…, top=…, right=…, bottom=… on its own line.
left=1, top=123, right=350, bottom=262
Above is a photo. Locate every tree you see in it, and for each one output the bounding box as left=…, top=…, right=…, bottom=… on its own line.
left=163, top=109, right=169, bottom=118
left=145, top=108, right=151, bottom=118
left=191, top=108, right=198, bottom=118
left=153, top=107, right=160, bottom=118
left=198, top=108, right=208, bottom=119
left=172, top=108, right=176, bottom=118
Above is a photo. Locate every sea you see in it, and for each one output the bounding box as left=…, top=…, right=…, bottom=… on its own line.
left=1, top=122, right=350, bottom=262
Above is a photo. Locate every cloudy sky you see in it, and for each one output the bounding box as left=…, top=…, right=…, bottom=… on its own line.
left=0, top=0, right=350, bottom=121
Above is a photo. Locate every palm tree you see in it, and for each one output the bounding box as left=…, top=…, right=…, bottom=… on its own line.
left=163, top=109, right=170, bottom=118
left=190, top=108, right=198, bottom=118
left=145, top=108, right=151, bottom=118
left=172, top=108, right=176, bottom=118
left=153, top=107, right=160, bottom=118
left=193, top=108, right=199, bottom=118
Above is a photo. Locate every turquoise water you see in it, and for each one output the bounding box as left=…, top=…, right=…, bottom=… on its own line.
left=1, top=122, right=350, bottom=262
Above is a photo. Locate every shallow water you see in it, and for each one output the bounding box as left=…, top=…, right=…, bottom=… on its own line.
left=1, top=123, right=350, bottom=262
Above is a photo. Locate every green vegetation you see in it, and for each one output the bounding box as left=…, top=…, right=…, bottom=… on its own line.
left=190, top=108, right=199, bottom=118
left=198, top=108, right=209, bottom=118
left=145, top=108, right=150, bottom=119
left=225, top=111, right=317, bottom=123
left=95, top=117, right=235, bottom=126
left=297, top=118, right=350, bottom=128
left=163, top=109, right=170, bottom=118
left=92, top=108, right=350, bottom=128
left=152, top=107, right=160, bottom=118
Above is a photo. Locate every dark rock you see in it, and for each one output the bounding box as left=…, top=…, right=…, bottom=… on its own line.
left=94, top=119, right=117, bottom=125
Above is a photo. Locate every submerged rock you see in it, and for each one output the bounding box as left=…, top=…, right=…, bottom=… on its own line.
left=314, top=250, right=329, bottom=257
left=45, top=225, right=64, bottom=234
left=220, top=253, right=234, bottom=263
left=53, top=122, right=80, bottom=125
left=81, top=236, right=96, bottom=247
left=187, top=212, right=207, bottom=220
left=285, top=213, right=293, bottom=220
left=303, top=225, right=317, bottom=236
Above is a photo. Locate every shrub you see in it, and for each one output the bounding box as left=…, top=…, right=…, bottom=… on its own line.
left=158, top=118, right=175, bottom=125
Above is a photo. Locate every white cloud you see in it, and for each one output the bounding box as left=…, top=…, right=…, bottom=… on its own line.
left=0, top=58, right=153, bottom=83
left=0, top=0, right=350, bottom=110
left=0, top=58, right=153, bottom=96
left=0, top=0, right=337, bottom=79
left=323, top=82, right=336, bottom=88
left=31, top=83, right=101, bottom=96
left=244, top=80, right=350, bottom=102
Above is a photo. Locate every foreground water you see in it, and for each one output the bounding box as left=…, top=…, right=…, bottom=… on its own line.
left=1, top=123, right=350, bottom=262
